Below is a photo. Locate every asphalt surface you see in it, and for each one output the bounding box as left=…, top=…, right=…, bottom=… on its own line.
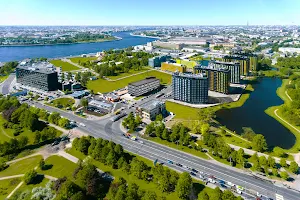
left=1, top=74, right=15, bottom=95
left=27, top=100, right=300, bottom=200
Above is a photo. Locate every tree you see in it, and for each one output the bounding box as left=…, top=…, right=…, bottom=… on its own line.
left=272, top=168, right=279, bottom=177
left=175, top=172, right=192, bottom=199
left=221, top=190, right=236, bottom=200
left=236, top=148, right=245, bottom=166
left=289, top=161, right=299, bottom=174
left=273, top=146, right=285, bottom=157
left=0, top=157, right=7, bottom=171
left=280, top=158, right=287, bottom=168
left=162, top=128, right=169, bottom=140
left=106, top=149, right=117, bottom=167
left=259, top=156, right=267, bottom=166
left=268, top=156, right=276, bottom=168
left=209, top=187, right=223, bottom=200
left=201, top=123, right=210, bottom=135
left=58, top=118, right=70, bottom=128
left=280, top=171, right=289, bottom=180
left=142, top=191, right=157, bottom=200
left=198, top=107, right=215, bottom=123
left=75, top=72, right=81, bottom=82
left=80, top=98, right=88, bottom=109
left=48, top=112, right=61, bottom=125
left=67, top=72, right=72, bottom=80
left=252, top=134, right=267, bottom=152
left=39, top=158, right=45, bottom=170
left=156, top=114, right=163, bottom=121
left=23, top=169, right=38, bottom=184
left=198, top=191, right=209, bottom=200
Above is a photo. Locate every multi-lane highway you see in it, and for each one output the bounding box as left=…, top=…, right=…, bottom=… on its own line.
left=27, top=100, right=300, bottom=200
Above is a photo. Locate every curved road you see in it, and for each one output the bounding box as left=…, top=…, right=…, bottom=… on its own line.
left=28, top=101, right=300, bottom=200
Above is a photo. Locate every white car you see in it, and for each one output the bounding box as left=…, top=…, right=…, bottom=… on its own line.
left=139, top=140, right=144, bottom=144
left=208, top=178, right=216, bottom=184
left=236, top=189, right=242, bottom=195
left=79, top=123, right=86, bottom=127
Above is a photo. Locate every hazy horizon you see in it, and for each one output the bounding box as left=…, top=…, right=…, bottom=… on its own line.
left=1, top=0, right=299, bottom=26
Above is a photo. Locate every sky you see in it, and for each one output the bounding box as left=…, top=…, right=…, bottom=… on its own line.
left=0, top=0, right=300, bottom=26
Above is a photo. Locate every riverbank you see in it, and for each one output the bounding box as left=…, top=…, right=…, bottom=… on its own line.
left=265, top=79, right=300, bottom=153
left=0, top=37, right=119, bottom=47
left=129, top=33, right=161, bottom=39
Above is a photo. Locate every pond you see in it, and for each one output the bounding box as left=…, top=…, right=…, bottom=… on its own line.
left=216, top=77, right=295, bottom=149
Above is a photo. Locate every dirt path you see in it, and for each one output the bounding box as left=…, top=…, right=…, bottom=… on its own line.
left=6, top=153, right=41, bottom=165
left=0, top=125, right=13, bottom=140
left=105, top=69, right=155, bottom=82
left=0, top=174, right=24, bottom=180
left=6, top=181, right=24, bottom=199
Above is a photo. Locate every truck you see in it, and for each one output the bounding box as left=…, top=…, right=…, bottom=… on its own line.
left=131, top=136, right=137, bottom=141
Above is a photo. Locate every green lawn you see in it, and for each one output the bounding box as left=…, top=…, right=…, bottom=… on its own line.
left=134, top=96, right=144, bottom=100
left=107, top=68, right=152, bottom=80
left=146, top=137, right=209, bottom=160
left=0, top=155, right=42, bottom=177
left=87, top=70, right=172, bottom=93
left=265, top=79, right=300, bottom=153
left=11, top=178, right=50, bottom=200
left=38, top=155, right=77, bottom=179
left=70, top=56, right=97, bottom=63
left=166, top=84, right=254, bottom=121
left=66, top=148, right=205, bottom=200
left=0, top=178, right=21, bottom=199
left=0, top=75, right=8, bottom=83
left=51, top=97, right=75, bottom=109
left=50, top=60, right=80, bottom=71
left=0, top=115, right=36, bottom=144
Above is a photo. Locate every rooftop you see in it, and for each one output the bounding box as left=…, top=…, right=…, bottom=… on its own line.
left=212, top=60, right=240, bottom=66
left=128, top=77, right=159, bottom=87
left=139, top=99, right=164, bottom=111
left=17, top=62, right=57, bottom=74
left=172, top=72, right=207, bottom=79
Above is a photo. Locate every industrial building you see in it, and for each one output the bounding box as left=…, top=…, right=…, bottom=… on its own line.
left=209, top=61, right=240, bottom=84
left=161, top=62, right=186, bottom=73
left=172, top=72, right=208, bottom=104
left=195, top=66, right=230, bottom=94
left=16, top=62, right=59, bottom=91
left=128, top=77, right=160, bottom=97
left=137, top=99, right=167, bottom=121
left=148, top=55, right=171, bottom=68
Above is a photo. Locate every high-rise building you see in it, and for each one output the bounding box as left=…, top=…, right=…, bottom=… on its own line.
left=128, top=77, right=160, bottom=96
left=195, top=66, right=230, bottom=94
left=172, top=72, right=208, bottom=104
left=16, top=62, right=59, bottom=91
left=161, top=62, right=186, bottom=73
left=223, top=55, right=250, bottom=76
left=209, top=61, right=240, bottom=84
left=176, top=59, right=198, bottom=72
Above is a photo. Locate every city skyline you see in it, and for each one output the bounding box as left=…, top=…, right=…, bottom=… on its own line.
left=1, top=0, right=300, bottom=26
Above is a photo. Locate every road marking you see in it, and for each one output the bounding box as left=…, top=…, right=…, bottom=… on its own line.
left=276, top=193, right=284, bottom=200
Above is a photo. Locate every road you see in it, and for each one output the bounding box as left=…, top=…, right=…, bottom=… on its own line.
left=1, top=74, right=15, bottom=95
left=27, top=100, right=300, bottom=200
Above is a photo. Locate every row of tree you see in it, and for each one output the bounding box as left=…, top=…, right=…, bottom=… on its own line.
left=72, top=136, right=240, bottom=199
left=122, top=112, right=142, bottom=132
left=79, top=50, right=154, bottom=78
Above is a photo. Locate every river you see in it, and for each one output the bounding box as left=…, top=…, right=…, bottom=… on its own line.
left=216, top=77, right=295, bottom=149
left=0, top=32, right=156, bottom=62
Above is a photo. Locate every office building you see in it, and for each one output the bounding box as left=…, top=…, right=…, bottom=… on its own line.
left=209, top=61, right=240, bottom=84
left=137, top=99, right=167, bottom=121
left=128, top=77, right=160, bottom=96
left=223, top=55, right=250, bottom=76
left=176, top=59, right=198, bottom=72
left=16, top=62, right=59, bottom=91
left=172, top=72, right=208, bottom=104
left=148, top=55, right=171, bottom=68
left=161, top=62, right=186, bottom=73
left=195, top=66, right=230, bottom=94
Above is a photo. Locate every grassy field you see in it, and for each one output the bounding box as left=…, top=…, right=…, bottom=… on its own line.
left=265, top=78, right=300, bottom=153
left=70, top=56, right=97, bottom=63
left=0, top=115, right=36, bottom=144
left=0, top=155, right=42, bottom=177
left=107, top=68, right=152, bottom=80
left=146, top=137, right=209, bottom=159
left=50, top=60, right=80, bottom=71
left=37, top=155, right=77, bottom=179
left=87, top=70, right=172, bottom=93
left=11, top=178, right=50, bottom=200
left=166, top=84, right=254, bottom=121
left=0, top=178, right=21, bottom=199
left=0, top=75, right=8, bottom=83
left=51, top=97, right=75, bottom=109
left=66, top=148, right=206, bottom=200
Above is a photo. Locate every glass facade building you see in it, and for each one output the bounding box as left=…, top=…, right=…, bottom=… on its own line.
left=16, top=63, right=59, bottom=91
left=172, top=72, right=208, bottom=104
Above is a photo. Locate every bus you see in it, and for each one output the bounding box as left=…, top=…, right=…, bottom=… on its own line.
left=155, top=93, right=164, bottom=98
